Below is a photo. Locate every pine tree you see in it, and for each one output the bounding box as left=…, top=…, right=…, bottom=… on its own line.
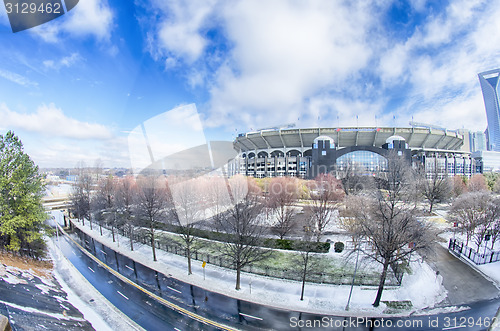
left=0, top=131, right=46, bottom=257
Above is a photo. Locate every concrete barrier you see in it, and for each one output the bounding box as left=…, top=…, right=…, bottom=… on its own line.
left=0, top=315, right=11, bottom=331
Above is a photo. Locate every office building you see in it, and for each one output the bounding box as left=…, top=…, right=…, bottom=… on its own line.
left=478, top=69, right=500, bottom=152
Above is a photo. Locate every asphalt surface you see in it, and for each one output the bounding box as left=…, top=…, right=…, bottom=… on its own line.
left=59, top=223, right=500, bottom=330
left=426, top=243, right=500, bottom=306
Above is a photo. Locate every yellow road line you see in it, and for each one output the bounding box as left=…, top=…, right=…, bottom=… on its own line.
left=58, top=224, right=239, bottom=331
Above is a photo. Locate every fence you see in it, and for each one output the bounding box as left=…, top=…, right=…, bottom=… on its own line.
left=74, top=219, right=402, bottom=286
left=448, top=239, right=500, bottom=265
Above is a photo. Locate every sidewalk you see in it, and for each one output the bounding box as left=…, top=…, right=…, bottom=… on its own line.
left=66, top=216, right=446, bottom=317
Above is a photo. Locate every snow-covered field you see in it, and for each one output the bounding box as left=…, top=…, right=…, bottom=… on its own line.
left=64, top=210, right=447, bottom=317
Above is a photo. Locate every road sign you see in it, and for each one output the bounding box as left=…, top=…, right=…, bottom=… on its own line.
left=202, top=261, right=206, bottom=268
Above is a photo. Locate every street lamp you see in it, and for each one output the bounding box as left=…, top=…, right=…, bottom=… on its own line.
left=346, top=240, right=361, bottom=311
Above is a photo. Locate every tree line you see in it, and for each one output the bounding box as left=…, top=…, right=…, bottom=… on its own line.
left=69, top=169, right=345, bottom=291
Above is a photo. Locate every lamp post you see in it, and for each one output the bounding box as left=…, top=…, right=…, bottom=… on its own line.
left=346, top=241, right=361, bottom=311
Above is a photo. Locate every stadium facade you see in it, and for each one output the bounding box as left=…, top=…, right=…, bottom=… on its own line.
left=228, top=127, right=477, bottom=179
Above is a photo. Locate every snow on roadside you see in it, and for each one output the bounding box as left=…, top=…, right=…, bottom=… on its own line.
left=70, top=214, right=447, bottom=316
left=46, top=239, right=113, bottom=331
left=47, top=238, right=143, bottom=331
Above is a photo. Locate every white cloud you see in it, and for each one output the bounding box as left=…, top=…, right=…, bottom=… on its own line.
left=0, top=68, right=38, bottom=87
left=0, top=103, right=113, bottom=140
left=43, top=53, right=83, bottom=70
left=205, top=0, right=375, bottom=128
left=19, top=134, right=131, bottom=168
left=145, top=0, right=500, bottom=132
left=151, top=0, right=219, bottom=63
left=31, top=0, right=114, bottom=42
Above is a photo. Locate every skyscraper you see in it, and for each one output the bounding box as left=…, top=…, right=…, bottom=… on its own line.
left=478, top=69, right=500, bottom=152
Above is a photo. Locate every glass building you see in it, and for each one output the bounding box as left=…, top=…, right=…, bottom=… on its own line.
left=478, top=69, right=500, bottom=152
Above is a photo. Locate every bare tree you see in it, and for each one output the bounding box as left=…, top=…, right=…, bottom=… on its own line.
left=116, top=176, right=137, bottom=251
left=70, top=163, right=93, bottom=228
left=450, top=191, right=500, bottom=252
left=91, top=175, right=116, bottom=237
left=135, top=175, right=169, bottom=262
left=307, top=174, right=344, bottom=241
left=346, top=152, right=434, bottom=307
left=488, top=196, right=500, bottom=250
left=338, top=159, right=361, bottom=195
left=206, top=175, right=232, bottom=233
left=168, top=176, right=205, bottom=275
left=418, top=167, right=451, bottom=214
left=451, top=175, right=467, bottom=197
left=268, top=177, right=299, bottom=239
left=468, top=174, right=488, bottom=192
left=295, top=220, right=320, bottom=301
left=338, top=197, right=363, bottom=249
left=222, top=178, right=270, bottom=290
left=449, top=191, right=491, bottom=247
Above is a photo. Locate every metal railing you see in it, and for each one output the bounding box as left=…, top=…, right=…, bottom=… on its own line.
left=449, top=239, right=500, bottom=265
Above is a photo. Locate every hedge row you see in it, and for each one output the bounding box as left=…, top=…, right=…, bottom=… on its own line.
left=163, top=224, right=330, bottom=253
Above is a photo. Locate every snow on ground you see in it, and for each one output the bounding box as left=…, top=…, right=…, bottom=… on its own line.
left=0, top=299, right=87, bottom=322
left=68, top=212, right=447, bottom=317
left=45, top=184, right=73, bottom=198
left=47, top=237, right=143, bottom=331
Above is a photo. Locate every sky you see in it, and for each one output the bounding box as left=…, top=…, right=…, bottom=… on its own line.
left=0, top=0, right=499, bottom=168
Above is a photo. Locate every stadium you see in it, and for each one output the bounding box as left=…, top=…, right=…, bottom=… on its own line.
left=228, top=126, right=476, bottom=179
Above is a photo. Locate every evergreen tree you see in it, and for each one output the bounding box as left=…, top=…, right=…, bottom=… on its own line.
left=0, top=131, right=46, bottom=257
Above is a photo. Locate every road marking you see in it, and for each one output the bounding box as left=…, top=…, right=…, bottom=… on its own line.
left=167, top=286, right=182, bottom=294
left=100, top=249, right=107, bottom=255
left=125, top=265, right=134, bottom=271
left=59, top=223, right=237, bottom=331
left=117, top=291, right=129, bottom=300
left=88, top=267, right=95, bottom=273
left=442, top=326, right=467, bottom=330
left=239, top=313, right=263, bottom=321
left=174, top=328, right=182, bottom=331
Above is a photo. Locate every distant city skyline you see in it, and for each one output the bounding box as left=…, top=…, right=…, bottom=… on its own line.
left=1, top=1, right=500, bottom=168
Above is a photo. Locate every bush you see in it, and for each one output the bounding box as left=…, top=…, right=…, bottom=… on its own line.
left=275, top=239, right=293, bottom=250
left=164, top=224, right=331, bottom=253
left=334, top=241, right=344, bottom=253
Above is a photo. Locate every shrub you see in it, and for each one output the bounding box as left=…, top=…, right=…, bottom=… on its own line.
left=334, top=241, right=344, bottom=253
left=275, top=239, right=293, bottom=250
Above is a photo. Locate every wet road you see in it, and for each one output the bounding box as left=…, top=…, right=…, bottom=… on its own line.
left=57, top=221, right=500, bottom=331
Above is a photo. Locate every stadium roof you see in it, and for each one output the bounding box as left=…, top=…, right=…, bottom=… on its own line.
left=234, top=127, right=465, bottom=152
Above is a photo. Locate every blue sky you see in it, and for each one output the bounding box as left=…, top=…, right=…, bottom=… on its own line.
left=0, top=0, right=499, bottom=168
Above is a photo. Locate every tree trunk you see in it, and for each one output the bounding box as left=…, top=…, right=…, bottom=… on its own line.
left=235, top=267, right=241, bottom=290
left=128, top=224, right=134, bottom=251
left=151, top=229, right=157, bottom=262
left=187, top=247, right=192, bottom=275
left=373, top=259, right=389, bottom=307
left=300, top=253, right=309, bottom=301
left=429, top=200, right=434, bottom=214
